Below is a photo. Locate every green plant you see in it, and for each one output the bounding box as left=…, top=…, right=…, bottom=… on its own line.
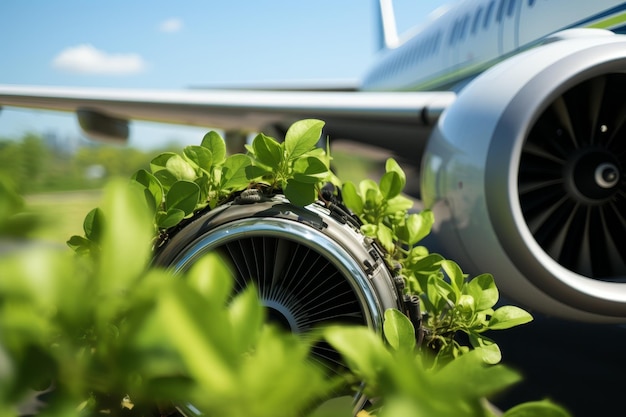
left=324, top=310, right=570, bottom=417
left=1, top=181, right=332, bottom=417
left=69, top=118, right=532, bottom=364
left=0, top=138, right=569, bottom=416
left=341, top=161, right=532, bottom=365
left=245, top=119, right=334, bottom=206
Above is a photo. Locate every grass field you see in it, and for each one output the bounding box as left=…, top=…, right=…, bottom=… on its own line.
left=25, top=189, right=103, bottom=245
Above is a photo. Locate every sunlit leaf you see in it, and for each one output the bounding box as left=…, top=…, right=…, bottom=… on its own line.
left=158, top=287, right=237, bottom=396
left=441, top=260, right=464, bottom=297
left=341, top=182, right=363, bottom=215
left=150, top=152, right=177, bottom=173
left=293, top=156, right=329, bottom=183
left=132, top=169, right=164, bottom=211
left=466, top=274, right=498, bottom=311
left=166, top=154, right=197, bottom=181
left=324, top=325, right=392, bottom=384
left=221, top=154, right=252, bottom=190
left=285, top=119, right=325, bottom=159
left=186, top=253, right=233, bottom=306
left=489, top=306, right=533, bottom=330
left=98, top=179, right=153, bottom=294
left=165, top=180, right=200, bottom=216
left=385, top=158, right=406, bottom=189
left=377, top=223, right=395, bottom=253
left=383, top=308, right=415, bottom=352
left=201, top=131, right=227, bottom=164
left=252, top=133, right=283, bottom=168
left=228, top=285, right=265, bottom=352
left=384, top=194, right=414, bottom=215
left=379, top=171, right=403, bottom=199
left=469, top=332, right=501, bottom=364
left=406, top=211, right=433, bottom=245
left=183, top=145, right=213, bottom=172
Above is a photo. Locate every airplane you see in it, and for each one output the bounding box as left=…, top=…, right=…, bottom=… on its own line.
left=2, top=1, right=626, bottom=412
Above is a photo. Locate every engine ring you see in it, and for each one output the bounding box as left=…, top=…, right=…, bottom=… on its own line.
left=152, top=194, right=402, bottom=365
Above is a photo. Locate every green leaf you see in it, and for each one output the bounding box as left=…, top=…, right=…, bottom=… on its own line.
left=132, top=169, right=163, bottom=211
left=377, top=223, right=395, bottom=253
left=385, top=158, right=406, bottom=189
left=341, top=182, right=363, bottom=215
left=150, top=152, right=177, bottom=173
left=245, top=164, right=273, bottom=182
left=158, top=287, right=237, bottom=396
left=406, top=211, right=433, bottom=245
left=466, top=273, right=499, bottom=311
left=221, top=154, right=252, bottom=191
left=502, top=400, right=572, bottom=417
left=251, top=133, right=283, bottom=168
left=284, top=119, right=325, bottom=159
left=153, top=168, right=178, bottom=189
left=360, top=223, right=378, bottom=238
left=284, top=179, right=317, bottom=206
left=292, top=156, right=329, bottom=183
left=489, top=306, right=533, bottom=330
left=186, top=253, right=233, bottom=306
left=183, top=145, right=213, bottom=171
left=228, top=284, right=265, bottom=352
left=156, top=209, right=185, bottom=229
left=97, top=179, right=154, bottom=294
left=66, top=235, right=96, bottom=254
left=441, top=260, right=464, bottom=296
left=384, top=194, right=414, bottom=214
left=469, top=332, right=502, bottom=364
left=166, top=154, right=197, bottom=181
left=165, top=180, right=200, bottom=216
left=83, top=207, right=104, bottom=242
left=383, top=308, right=415, bottom=352
left=379, top=171, right=403, bottom=199
left=324, top=325, right=392, bottom=384
left=436, top=349, right=521, bottom=398
left=201, top=131, right=227, bottom=164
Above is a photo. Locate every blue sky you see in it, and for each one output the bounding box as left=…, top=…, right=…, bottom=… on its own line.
left=0, top=0, right=448, bottom=150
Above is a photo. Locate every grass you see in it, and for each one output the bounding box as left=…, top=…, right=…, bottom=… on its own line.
left=25, top=189, right=103, bottom=245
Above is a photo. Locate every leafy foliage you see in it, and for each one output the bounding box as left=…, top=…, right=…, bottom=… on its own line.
left=245, top=119, right=333, bottom=206
left=0, top=181, right=331, bottom=417
left=0, top=123, right=569, bottom=416
left=69, top=119, right=332, bottom=252
left=0, top=119, right=570, bottom=415
left=341, top=161, right=532, bottom=364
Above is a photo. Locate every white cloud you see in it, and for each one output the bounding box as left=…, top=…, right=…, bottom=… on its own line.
left=52, top=44, right=146, bottom=75
left=159, top=18, right=183, bottom=33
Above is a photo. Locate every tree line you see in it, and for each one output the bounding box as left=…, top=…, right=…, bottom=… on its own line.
left=0, top=133, right=172, bottom=194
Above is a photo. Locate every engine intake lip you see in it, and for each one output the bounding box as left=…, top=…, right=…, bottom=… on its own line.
left=486, top=46, right=626, bottom=316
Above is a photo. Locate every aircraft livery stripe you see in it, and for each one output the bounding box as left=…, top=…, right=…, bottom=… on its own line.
left=568, top=3, right=626, bottom=30
left=586, top=12, right=626, bottom=30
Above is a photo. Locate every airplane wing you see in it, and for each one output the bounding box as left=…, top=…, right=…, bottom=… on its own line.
left=0, top=84, right=455, bottom=161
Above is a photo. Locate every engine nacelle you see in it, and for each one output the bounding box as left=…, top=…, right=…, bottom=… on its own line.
left=422, top=31, right=626, bottom=322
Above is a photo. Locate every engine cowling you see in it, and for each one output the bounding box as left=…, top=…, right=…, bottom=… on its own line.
left=422, top=31, right=626, bottom=322
left=152, top=191, right=404, bottom=367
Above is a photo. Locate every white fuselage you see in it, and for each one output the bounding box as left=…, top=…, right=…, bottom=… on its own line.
left=362, top=0, right=626, bottom=91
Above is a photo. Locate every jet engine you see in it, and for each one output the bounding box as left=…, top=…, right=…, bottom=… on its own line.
left=422, top=31, right=626, bottom=322
left=152, top=190, right=406, bottom=369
